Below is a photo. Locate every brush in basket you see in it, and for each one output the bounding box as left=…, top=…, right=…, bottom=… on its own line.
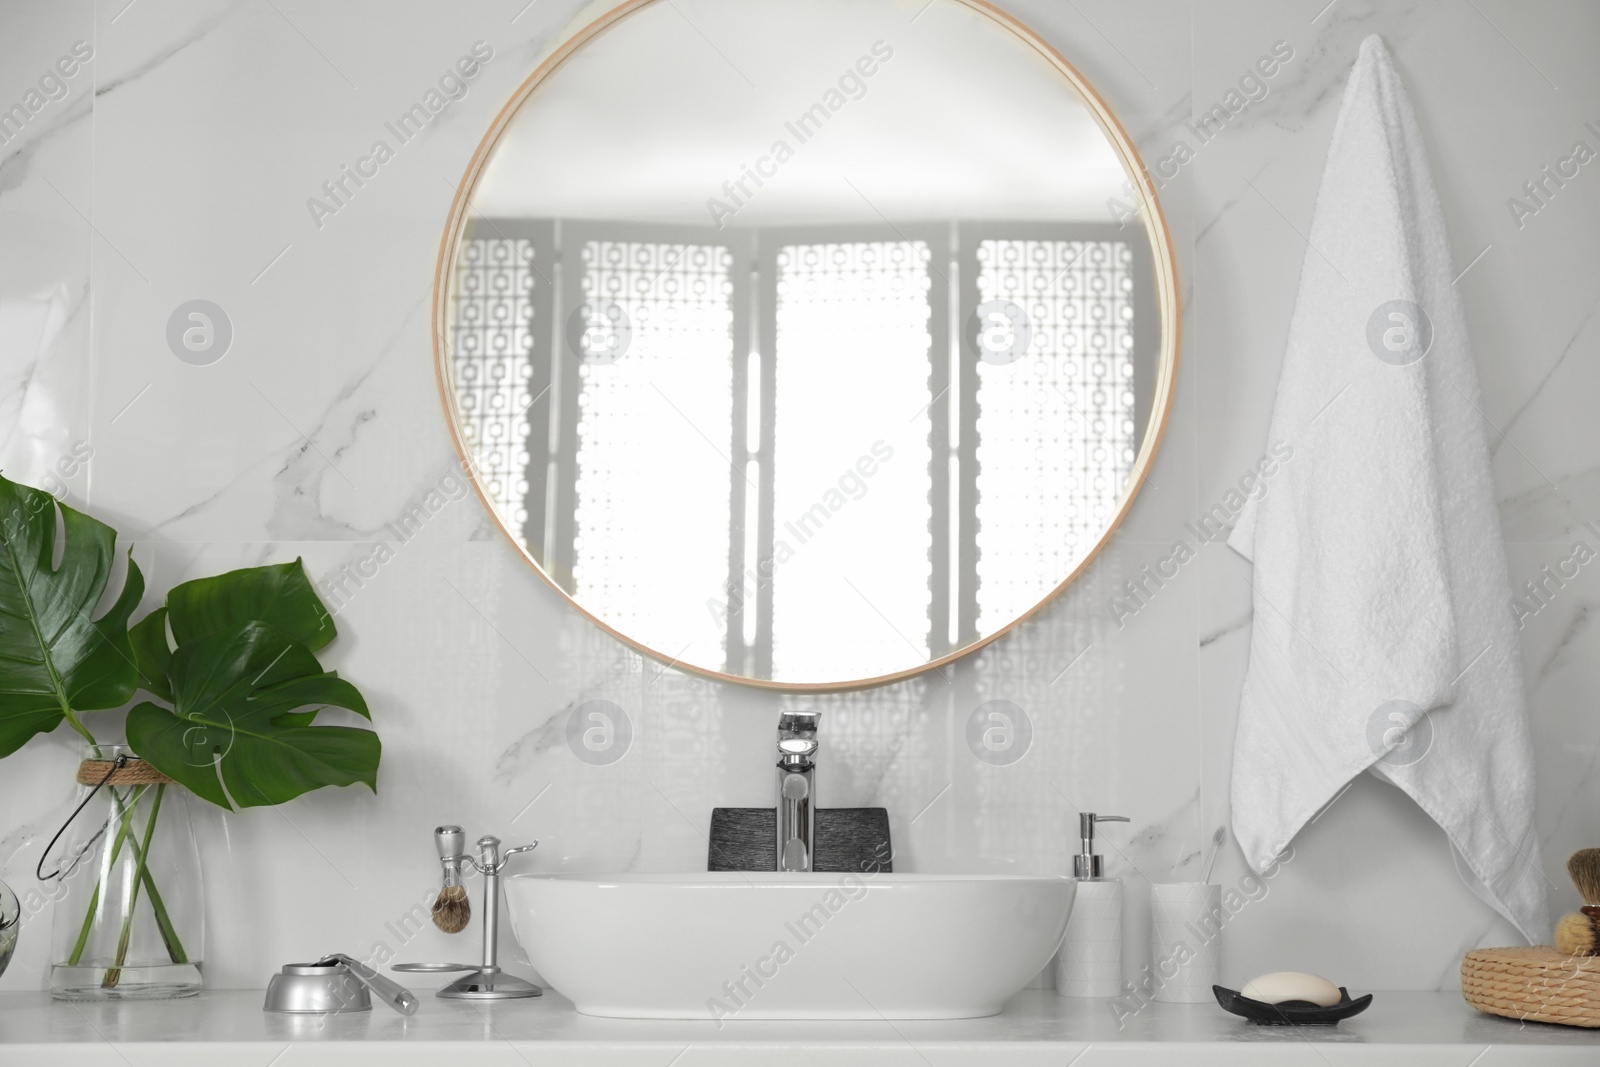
left=1460, top=848, right=1600, bottom=1028
left=1554, top=849, right=1600, bottom=956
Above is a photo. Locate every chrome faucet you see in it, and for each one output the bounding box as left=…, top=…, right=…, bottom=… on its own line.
left=775, top=711, right=819, bottom=871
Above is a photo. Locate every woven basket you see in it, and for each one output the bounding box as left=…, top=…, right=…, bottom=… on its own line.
left=1461, top=946, right=1600, bottom=1028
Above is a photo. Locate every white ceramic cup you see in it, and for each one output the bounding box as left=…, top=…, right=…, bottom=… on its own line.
left=1149, top=882, right=1222, bottom=1003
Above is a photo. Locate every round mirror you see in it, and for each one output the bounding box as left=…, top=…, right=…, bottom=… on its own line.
left=435, top=0, right=1178, bottom=689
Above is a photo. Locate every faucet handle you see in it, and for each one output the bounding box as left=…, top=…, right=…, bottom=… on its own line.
left=778, top=710, right=819, bottom=733
left=777, top=710, right=818, bottom=771
left=777, top=711, right=819, bottom=767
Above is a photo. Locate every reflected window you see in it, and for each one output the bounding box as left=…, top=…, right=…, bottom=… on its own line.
left=448, top=235, right=539, bottom=534
left=450, top=220, right=1148, bottom=677
left=973, top=238, right=1136, bottom=633
left=769, top=240, right=935, bottom=681
left=571, top=238, right=737, bottom=660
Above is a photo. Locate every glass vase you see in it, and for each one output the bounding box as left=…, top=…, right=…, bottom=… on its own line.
left=48, top=746, right=204, bottom=999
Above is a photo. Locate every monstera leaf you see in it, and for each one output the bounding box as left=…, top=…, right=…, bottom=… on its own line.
left=163, top=559, right=335, bottom=651
left=0, top=473, right=144, bottom=758
left=129, top=608, right=174, bottom=702
left=129, top=560, right=333, bottom=704
left=127, top=622, right=378, bottom=809
left=126, top=560, right=378, bottom=809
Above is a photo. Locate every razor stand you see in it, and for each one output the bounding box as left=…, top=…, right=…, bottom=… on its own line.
left=393, top=832, right=541, bottom=1000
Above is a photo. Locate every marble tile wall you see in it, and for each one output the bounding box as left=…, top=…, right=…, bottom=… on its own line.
left=0, top=0, right=1594, bottom=998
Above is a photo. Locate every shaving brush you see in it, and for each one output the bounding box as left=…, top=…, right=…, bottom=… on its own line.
left=1553, top=848, right=1600, bottom=956
left=430, top=825, right=472, bottom=934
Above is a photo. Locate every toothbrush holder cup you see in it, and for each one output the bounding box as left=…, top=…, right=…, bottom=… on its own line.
left=1150, top=882, right=1223, bottom=1003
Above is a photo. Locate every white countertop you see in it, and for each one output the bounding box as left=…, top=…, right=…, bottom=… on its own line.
left=2, top=988, right=1596, bottom=1065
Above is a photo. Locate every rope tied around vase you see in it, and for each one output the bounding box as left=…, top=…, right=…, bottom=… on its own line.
left=75, top=759, right=175, bottom=787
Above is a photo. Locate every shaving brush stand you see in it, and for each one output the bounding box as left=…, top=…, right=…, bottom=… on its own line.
left=393, top=826, right=541, bottom=1000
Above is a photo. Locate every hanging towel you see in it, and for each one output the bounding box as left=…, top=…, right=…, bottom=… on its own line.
left=1227, top=35, right=1548, bottom=942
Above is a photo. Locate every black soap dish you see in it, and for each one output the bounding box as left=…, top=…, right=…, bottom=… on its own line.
left=1213, top=985, right=1372, bottom=1025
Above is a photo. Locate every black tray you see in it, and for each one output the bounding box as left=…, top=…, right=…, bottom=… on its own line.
left=1213, top=985, right=1372, bottom=1025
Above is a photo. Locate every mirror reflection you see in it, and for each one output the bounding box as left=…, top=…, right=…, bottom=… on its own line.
left=439, top=0, right=1176, bottom=687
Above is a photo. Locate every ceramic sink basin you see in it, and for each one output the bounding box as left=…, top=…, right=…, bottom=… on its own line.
left=504, top=871, right=1074, bottom=1020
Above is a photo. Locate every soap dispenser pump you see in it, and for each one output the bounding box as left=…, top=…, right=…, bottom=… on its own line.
left=1073, top=811, right=1128, bottom=878
left=1056, top=812, right=1129, bottom=998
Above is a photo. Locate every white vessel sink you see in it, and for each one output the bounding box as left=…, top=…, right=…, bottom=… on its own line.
left=504, top=871, right=1074, bottom=1020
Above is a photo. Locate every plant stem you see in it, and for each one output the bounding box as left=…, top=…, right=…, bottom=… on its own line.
left=66, top=786, right=141, bottom=966
left=65, top=788, right=189, bottom=970
left=62, top=722, right=190, bottom=973
left=125, top=789, right=186, bottom=964
left=62, top=708, right=104, bottom=964
left=103, top=785, right=164, bottom=988
left=60, top=709, right=96, bottom=748
left=65, top=880, right=101, bottom=966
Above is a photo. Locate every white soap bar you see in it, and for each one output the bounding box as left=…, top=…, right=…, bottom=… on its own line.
left=1240, top=972, right=1341, bottom=1007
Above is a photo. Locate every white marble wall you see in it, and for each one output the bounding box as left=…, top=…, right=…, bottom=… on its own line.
left=0, top=0, right=1595, bottom=999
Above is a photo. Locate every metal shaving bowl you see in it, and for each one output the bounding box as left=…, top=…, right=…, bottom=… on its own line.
left=263, top=960, right=372, bottom=1014
left=0, top=879, right=19, bottom=980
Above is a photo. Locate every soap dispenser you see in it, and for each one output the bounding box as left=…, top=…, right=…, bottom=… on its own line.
left=1055, top=812, right=1129, bottom=998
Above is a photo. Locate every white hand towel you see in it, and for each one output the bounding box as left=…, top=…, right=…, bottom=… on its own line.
left=1227, top=35, right=1548, bottom=942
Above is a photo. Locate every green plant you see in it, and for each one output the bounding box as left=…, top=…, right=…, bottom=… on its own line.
left=0, top=477, right=145, bottom=758
left=0, top=472, right=380, bottom=983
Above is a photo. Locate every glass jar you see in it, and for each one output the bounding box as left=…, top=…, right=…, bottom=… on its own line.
left=47, top=746, right=204, bottom=999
